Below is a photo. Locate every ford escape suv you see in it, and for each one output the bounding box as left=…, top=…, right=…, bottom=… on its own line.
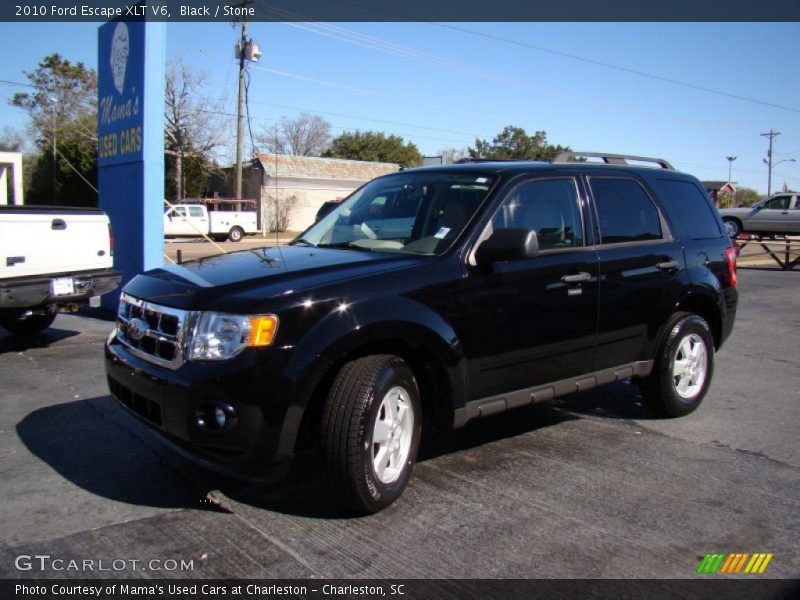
left=105, top=152, right=738, bottom=513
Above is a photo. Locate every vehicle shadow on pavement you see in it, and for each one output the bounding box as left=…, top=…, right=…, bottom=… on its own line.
left=219, top=404, right=581, bottom=519
left=15, top=390, right=647, bottom=520
left=15, top=395, right=231, bottom=513
left=553, top=380, right=659, bottom=421
left=0, top=328, right=80, bottom=355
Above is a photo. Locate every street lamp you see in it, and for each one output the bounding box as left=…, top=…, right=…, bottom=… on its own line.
left=725, top=156, right=737, bottom=205
left=764, top=158, right=796, bottom=195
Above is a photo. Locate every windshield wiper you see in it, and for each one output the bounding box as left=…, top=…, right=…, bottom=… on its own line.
left=290, top=237, right=316, bottom=247
left=317, top=242, right=371, bottom=251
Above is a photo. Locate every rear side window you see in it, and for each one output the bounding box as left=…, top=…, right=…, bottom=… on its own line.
left=652, top=179, right=722, bottom=240
left=589, top=178, right=662, bottom=244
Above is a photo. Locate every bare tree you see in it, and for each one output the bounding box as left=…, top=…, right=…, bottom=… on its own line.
left=258, top=112, right=331, bottom=156
left=439, top=147, right=469, bottom=164
left=164, top=61, right=226, bottom=201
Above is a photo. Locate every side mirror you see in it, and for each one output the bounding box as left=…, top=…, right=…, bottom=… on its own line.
left=475, top=228, right=539, bottom=265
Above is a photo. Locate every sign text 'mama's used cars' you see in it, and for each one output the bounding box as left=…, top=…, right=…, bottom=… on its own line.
left=105, top=152, right=738, bottom=513
left=718, top=193, right=800, bottom=238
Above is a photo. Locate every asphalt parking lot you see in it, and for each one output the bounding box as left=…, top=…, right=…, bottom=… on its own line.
left=1, top=267, right=798, bottom=580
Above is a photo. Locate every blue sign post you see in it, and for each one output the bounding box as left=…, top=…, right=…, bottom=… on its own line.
left=97, top=20, right=165, bottom=310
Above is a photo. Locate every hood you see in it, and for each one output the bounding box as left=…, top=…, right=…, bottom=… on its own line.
left=123, top=245, right=427, bottom=311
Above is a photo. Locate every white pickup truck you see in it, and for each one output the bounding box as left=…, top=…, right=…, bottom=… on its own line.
left=164, top=200, right=258, bottom=242
left=0, top=206, right=120, bottom=334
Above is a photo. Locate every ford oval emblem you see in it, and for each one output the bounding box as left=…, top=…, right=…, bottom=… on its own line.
left=127, top=318, right=148, bottom=341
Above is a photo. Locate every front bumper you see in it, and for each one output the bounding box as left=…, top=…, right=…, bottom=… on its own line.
left=104, top=331, right=302, bottom=481
left=0, top=268, right=120, bottom=310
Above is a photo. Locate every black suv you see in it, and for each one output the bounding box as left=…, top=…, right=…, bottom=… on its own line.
left=105, top=152, right=738, bottom=513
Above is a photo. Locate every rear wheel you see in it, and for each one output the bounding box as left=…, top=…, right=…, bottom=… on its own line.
left=722, top=218, right=741, bottom=238
left=320, top=354, right=421, bottom=513
left=228, top=226, right=244, bottom=242
left=642, top=313, right=715, bottom=418
left=0, top=311, right=57, bottom=335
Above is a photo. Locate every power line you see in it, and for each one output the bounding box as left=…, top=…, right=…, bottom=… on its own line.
left=188, top=107, right=471, bottom=145
left=304, top=0, right=800, bottom=114
left=251, top=65, right=488, bottom=118
left=267, top=19, right=748, bottom=133
left=430, top=23, right=800, bottom=115
left=244, top=99, right=485, bottom=139
left=0, top=79, right=35, bottom=88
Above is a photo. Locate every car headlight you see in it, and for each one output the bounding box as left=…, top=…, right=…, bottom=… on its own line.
left=187, top=312, right=278, bottom=361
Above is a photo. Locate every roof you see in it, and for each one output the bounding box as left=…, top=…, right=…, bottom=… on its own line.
left=256, top=153, right=400, bottom=180
left=702, top=180, right=732, bottom=189
left=403, top=160, right=692, bottom=179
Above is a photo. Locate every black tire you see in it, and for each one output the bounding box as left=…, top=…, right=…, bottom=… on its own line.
left=0, top=311, right=57, bottom=335
left=320, top=354, right=422, bottom=513
left=722, top=218, right=741, bottom=239
left=642, top=312, right=715, bottom=418
left=228, top=227, right=244, bottom=242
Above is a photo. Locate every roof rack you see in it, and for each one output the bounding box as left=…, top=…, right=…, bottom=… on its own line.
left=453, top=158, right=532, bottom=164
left=553, top=151, right=674, bottom=171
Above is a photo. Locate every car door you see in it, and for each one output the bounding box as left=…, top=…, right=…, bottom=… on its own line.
left=462, top=176, right=599, bottom=401
left=746, top=195, right=792, bottom=233
left=164, top=206, right=192, bottom=235
left=186, top=205, right=208, bottom=235
left=586, top=176, right=686, bottom=370
left=790, top=196, right=800, bottom=233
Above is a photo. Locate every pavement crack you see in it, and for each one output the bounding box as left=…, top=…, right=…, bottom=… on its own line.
left=206, top=492, right=325, bottom=578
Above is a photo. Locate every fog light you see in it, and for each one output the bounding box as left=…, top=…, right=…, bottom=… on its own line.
left=194, top=401, right=237, bottom=433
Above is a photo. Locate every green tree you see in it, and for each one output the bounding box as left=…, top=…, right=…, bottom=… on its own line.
left=468, top=126, right=568, bottom=161
left=727, top=186, right=762, bottom=208
left=323, top=130, right=422, bottom=168
left=10, top=54, right=98, bottom=205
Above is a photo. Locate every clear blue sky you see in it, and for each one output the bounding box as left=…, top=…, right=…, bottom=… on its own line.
left=1, top=21, right=799, bottom=193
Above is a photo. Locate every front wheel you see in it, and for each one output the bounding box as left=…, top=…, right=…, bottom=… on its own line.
left=722, top=218, right=741, bottom=239
left=0, top=311, right=57, bottom=335
left=642, top=313, right=715, bottom=418
left=320, top=354, right=422, bottom=513
left=228, top=226, right=244, bottom=242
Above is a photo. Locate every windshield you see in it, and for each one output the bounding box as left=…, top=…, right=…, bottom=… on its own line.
left=297, top=172, right=495, bottom=255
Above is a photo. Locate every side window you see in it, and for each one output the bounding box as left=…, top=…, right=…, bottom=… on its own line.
left=173, top=207, right=186, bottom=217
left=491, top=178, right=584, bottom=251
left=652, top=179, right=721, bottom=240
left=590, top=178, right=662, bottom=244
left=188, top=206, right=205, bottom=218
left=763, top=196, right=790, bottom=210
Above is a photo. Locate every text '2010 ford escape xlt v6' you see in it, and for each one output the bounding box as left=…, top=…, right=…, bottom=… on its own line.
left=105, top=152, right=738, bottom=513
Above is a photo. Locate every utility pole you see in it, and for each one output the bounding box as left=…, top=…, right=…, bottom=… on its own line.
left=761, top=130, right=780, bottom=196
left=234, top=15, right=248, bottom=200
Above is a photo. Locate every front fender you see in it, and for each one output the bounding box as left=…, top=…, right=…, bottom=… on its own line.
left=302, top=295, right=467, bottom=397
left=269, top=296, right=468, bottom=460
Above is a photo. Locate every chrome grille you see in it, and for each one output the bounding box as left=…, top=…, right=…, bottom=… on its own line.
left=117, top=293, right=192, bottom=369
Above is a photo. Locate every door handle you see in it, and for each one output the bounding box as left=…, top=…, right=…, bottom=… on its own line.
left=657, top=260, right=679, bottom=271
left=561, top=272, right=591, bottom=284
